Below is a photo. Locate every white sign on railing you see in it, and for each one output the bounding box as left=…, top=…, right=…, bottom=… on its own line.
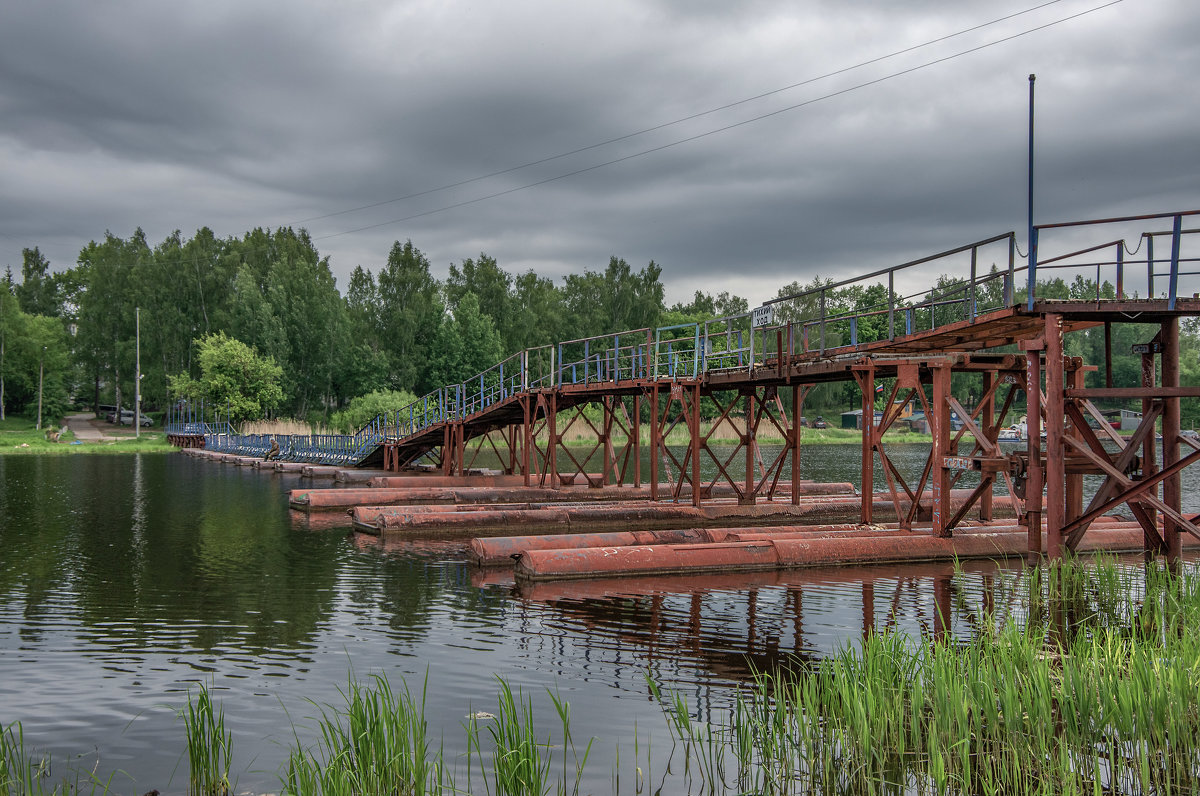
left=752, top=304, right=774, bottom=328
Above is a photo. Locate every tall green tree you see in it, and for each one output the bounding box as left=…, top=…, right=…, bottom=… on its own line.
left=426, top=292, right=503, bottom=388
left=446, top=254, right=515, bottom=351
left=0, top=288, right=16, bottom=420
left=562, top=257, right=664, bottom=337
left=377, top=240, right=443, bottom=393
left=509, top=270, right=566, bottom=350
left=168, top=332, right=283, bottom=422
left=15, top=247, right=63, bottom=318
left=0, top=295, right=70, bottom=423
left=73, top=230, right=149, bottom=412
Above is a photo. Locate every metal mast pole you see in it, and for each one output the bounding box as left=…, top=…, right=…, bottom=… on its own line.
left=1026, top=74, right=1037, bottom=310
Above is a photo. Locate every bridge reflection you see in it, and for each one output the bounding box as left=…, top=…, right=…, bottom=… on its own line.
left=470, top=560, right=1013, bottom=682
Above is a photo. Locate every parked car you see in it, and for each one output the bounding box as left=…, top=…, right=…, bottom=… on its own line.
left=106, top=409, right=153, bottom=427
left=812, top=416, right=828, bottom=429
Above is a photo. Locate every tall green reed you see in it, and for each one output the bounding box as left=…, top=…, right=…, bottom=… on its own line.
left=1, top=720, right=116, bottom=796
left=487, top=678, right=550, bottom=796
left=645, top=556, right=1200, bottom=794
left=182, top=683, right=233, bottom=796
left=283, top=672, right=445, bottom=796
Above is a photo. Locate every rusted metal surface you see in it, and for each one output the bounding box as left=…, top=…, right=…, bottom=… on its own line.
left=293, top=479, right=856, bottom=513
left=471, top=529, right=716, bottom=565
left=471, top=520, right=1061, bottom=566
left=174, top=209, right=1200, bottom=566
left=514, top=523, right=1196, bottom=581
left=369, top=474, right=530, bottom=489
left=349, top=488, right=1010, bottom=539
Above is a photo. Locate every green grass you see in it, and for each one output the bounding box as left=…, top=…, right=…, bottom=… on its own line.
left=0, top=417, right=172, bottom=456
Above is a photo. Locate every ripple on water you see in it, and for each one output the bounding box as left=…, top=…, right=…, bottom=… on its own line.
left=3, top=453, right=1195, bottom=795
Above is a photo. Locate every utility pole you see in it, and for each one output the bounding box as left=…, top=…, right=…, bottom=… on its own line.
left=37, top=345, right=45, bottom=430
left=135, top=306, right=141, bottom=439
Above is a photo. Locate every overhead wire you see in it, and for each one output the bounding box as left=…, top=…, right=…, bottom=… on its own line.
left=316, top=0, right=1124, bottom=241
left=299, top=0, right=1073, bottom=225
left=9, top=0, right=1122, bottom=269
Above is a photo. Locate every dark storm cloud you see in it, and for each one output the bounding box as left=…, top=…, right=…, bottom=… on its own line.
left=1, top=0, right=1196, bottom=307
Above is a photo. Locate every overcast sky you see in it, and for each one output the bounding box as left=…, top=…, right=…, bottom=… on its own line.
left=1, top=0, right=1196, bottom=308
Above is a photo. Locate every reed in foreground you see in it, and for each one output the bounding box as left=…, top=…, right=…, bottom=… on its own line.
left=10, top=556, right=1197, bottom=795
left=283, top=673, right=445, bottom=796
left=645, top=557, right=1200, bottom=795
left=182, top=684, right=233, bottom=796
left=0, top=721, right=114, bottom=796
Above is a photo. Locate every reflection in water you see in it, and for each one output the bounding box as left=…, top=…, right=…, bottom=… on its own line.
left=0, top=451, right=1188, bottom=793
left=487, top=560, right=1012, bottom=684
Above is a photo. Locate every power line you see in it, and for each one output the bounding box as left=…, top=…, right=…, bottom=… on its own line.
left=317, top=0, right=1123, bottom=241
left=299, top=0, right=1071, bottom=225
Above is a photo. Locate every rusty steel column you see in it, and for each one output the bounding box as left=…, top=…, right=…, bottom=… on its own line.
left=861, top=366, right=876, bottom=525
left=743, top=389, right=757, bottom=506
left=931, top=365, right=953, bottom=537
left=1162, top=317, right=1182, bottom=565
left=522, top=395, right=533, bottom=486
left=791, top=384, right=804, bottom=506
left=1141, top=343, right=1158, bottom=555
left=1044, top=314, right=1065, bottom=559
left=1025, top=343, right=1044, bottom=559
left=1065, top=361, right=1085, bottom=525
left=980, top=370, right=996, bottom=521
left=690, top=384, right=702, bottom=508
left=510, top=424, right=521, bottom=476
left=633, top=395, right=642, bottom=488
left=547, top=393, right=558, bottom=489
left=649, top=387, right=660, bottom=501
left=601, top=396, right=614, bottom=487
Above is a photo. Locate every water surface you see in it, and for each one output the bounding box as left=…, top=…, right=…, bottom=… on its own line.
left=0, top=448, right=1186, bottom=792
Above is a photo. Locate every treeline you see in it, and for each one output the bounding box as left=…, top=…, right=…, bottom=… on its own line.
left=3, top=226, right=1197, bottom=428
left=1, top=228, right=684, bottom=424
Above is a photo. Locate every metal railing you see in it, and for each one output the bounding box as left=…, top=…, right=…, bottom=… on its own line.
left=171, top=210, right=1198, bottom=464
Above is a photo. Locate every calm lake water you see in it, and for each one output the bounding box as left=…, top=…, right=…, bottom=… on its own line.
left=0, top=446, right=1192, bottom=793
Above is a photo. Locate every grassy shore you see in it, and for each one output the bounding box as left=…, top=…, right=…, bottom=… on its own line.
left=0, top=417, right=173, bottom=455
left=3, top=557, right=1196, bottom=795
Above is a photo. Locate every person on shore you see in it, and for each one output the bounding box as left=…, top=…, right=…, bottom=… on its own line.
left=264, top=437, right=280, bottom=461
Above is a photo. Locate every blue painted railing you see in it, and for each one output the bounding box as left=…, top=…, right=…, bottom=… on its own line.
left=170, top=210, right=1197, bottom=465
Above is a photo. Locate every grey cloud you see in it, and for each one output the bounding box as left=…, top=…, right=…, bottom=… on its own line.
left=1, top=0, right=1196, bottom=310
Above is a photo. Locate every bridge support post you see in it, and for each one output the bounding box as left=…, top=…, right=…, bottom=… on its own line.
left=1162, top=317, right=1182, bottom=567
left=1141, top=337, right=1159, bottom=554
left=743, top=389, right=756, bottom=506
left=689, top=383, right=702, bottom=508
left=521, top=394, right=533, bottom=486
left=931, top=364, right=953, bottom=537
left=1024, top=339, right=1044, bottom=559
left=1065, top=359, right=1085, bottom=528
left=649, top=387, right=659, bottom=501
left=1044, top=314, right=1066, bottom=558
left=633, top=395, right=642, bottom=488
left=860, top=364, right=875, bottom=525
left=790, top=385, right=807, bottom=506
left=980, top=371, right=996, bottom=522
